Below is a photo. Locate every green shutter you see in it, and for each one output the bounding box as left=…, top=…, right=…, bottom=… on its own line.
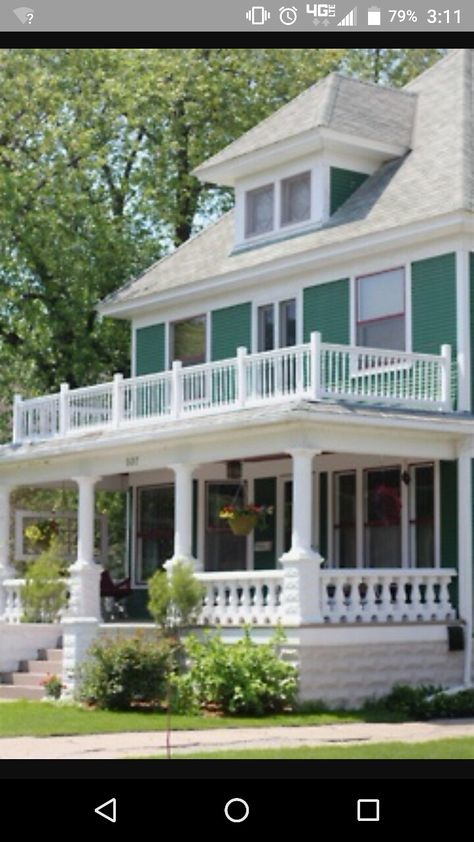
left=135, top=323, right=165, bottom=376
left=440, top=460, right=458, bottom=610
left=303, top=279, right=350, bottom=344
left=470, top=253, right=474, bottom=412
left=412, top=253, right=457, bottom=407
left=319, top=472, right=328, bottom=560
left=211, top=303, right=251, bottom=360
left=330, top=167, right=369, bottom=215
left=253, top=477, right=277, bottom=570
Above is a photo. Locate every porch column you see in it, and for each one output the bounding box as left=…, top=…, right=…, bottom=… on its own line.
left=62, top=475, right=101, bottom=700
left=67, top=475, right=102, bottom=619
left=458, top=450, right=473, bottom=685
left=280, top=449, right=324, bottom=625
left=0, top=485, right=14, bottom=620
left=166, top=463, right=199, bottom=570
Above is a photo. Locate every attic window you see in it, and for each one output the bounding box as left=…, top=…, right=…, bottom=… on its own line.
left=281, top=171, right=311, bottom=226
left=245, top=183, right=274, bottom=238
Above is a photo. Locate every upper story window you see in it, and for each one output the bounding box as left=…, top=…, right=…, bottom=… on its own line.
left=170, top=314, right=206, bottom=366
left=356, top=268, right=405, bottom=351
left=257, top=298, right=296, bottom=352
left=245, top=183, right=274, bottom=238
left=281, top=171, right=311, bottom=226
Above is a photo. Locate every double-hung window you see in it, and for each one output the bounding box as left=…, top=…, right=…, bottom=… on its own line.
left=257, top=298, right=296, bottom=352
left=356, top=268, right=405, bottom=351
left=245, top=183, right=274, bottom=238
left=170, top=315, right=206, bottom=367
left=281, top=171, right=311, bottom=226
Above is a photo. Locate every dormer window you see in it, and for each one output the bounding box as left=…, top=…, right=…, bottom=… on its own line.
left=281, top=171, right=311, bottom=226
left=245, top=183, right=274, bottom=238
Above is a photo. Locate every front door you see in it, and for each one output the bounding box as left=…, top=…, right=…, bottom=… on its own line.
left=205, top=482, right=247, bottom=572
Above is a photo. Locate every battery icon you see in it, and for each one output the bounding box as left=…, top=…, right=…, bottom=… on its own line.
left=367, top=5, right=381, bottom=24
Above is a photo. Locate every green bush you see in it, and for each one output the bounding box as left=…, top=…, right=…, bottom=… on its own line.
left=21, top=541, right=68, bottom=622
left=79, top=634, right=174, bottom=710
left=174, top=629, right=298, bottom=716
left=364, top=684, right=474, bottom=720
left=148, top=561, right=205, bottom=634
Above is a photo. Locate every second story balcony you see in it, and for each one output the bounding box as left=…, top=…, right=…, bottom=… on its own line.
left=12, top=333, right=453, bottom=445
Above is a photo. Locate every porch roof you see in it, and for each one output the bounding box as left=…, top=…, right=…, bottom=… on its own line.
left=0, top=399, right=472, bottom=485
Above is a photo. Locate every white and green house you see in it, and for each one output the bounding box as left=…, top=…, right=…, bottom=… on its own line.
left=1, top=49, right=474, bottom=706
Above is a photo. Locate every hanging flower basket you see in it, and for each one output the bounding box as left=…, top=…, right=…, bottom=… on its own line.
left=219, top=504, right=274, bottom=536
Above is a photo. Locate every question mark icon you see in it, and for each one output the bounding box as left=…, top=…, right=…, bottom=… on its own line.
left=26, top=11, right=34, bottom=22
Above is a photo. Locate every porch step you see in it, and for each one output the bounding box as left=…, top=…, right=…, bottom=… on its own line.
left=0, top=642, right=63, bottom=701
left=0, top=685, right=44, bottom=700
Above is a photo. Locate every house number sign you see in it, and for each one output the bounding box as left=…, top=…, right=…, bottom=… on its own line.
left=126, top=456, right=139, bottom=467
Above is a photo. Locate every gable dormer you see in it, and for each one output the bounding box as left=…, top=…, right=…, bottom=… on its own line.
left=193, top=73, right=416, bottom=250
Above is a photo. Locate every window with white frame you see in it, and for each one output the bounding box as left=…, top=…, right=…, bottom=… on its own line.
left=170, top=314, right=206, bottom=367
left=245, top=183, right=274, bottom=238
left=257, top=298, right=296, bottom=352
left=281, top=171, right=311, bottom=226
left=356, top=267, right=405, bottom=351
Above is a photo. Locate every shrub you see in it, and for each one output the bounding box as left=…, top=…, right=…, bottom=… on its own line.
left=41, top=674, right=64, bottom=700
left=363, top=684, right=474, bottom=720
left=79, top=634, right=173, bottom=710
left=148, top=561, right=205, bottom=634
left=175, top=629, right=298, bottom=716
left=21, top=541, right=68, bottom=622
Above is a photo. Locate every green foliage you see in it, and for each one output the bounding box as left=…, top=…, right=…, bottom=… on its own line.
left=174, top=629, right=298, bottom=716
left=21, top=541, right=68, bottom=622
left=79, top=634, right=174, bottom=711
left=147, top=561, right=205, bottom=634
left=364, top=683, right=474, bottom=720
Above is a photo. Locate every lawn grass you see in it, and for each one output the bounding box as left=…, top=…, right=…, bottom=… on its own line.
left=0, top=700, right=372, bottom=738
left=174, top=737, right=474, bottom=760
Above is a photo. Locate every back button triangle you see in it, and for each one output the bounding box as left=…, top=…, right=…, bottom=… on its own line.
left=95, top=797, right=117, bottom=823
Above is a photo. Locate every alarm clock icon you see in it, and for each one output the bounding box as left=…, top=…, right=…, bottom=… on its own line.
left=279, top=5, right=298, bottom=24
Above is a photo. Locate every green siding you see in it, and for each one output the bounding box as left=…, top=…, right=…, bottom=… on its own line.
left=330, top=167, right=369, bottom=215
left=319, top=472, right=328, bottom=560
left=211, top=303, right=251, bottom=360
left=253, top=477, right=277, bottom=570
left=412, top=253, right=457, bottom=407
left=135, top=323, right=165, bottom=376
left=303, top=279, right=350, bottom=344
left=470, top=253, right=474, bottom=412
left=440, top=460, right=458, bottom=610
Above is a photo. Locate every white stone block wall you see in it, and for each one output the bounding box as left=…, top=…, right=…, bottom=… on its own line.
left=295, top=641, right=464, bottom=707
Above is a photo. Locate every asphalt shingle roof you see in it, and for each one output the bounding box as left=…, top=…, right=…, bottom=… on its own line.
left=101, top=49, right=473, bottom=312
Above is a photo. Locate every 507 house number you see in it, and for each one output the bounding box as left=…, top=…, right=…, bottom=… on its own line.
left=126, top=456, right=139, bottom=467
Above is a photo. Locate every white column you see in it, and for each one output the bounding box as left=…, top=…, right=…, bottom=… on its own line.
left=456, top=249, right=471, bottom=412
left=458, top=450, right=473, bottom=685
left=280, top=449, right=324, bottom=625
left=67, top=476, right=102, bottom=620
left=0, top=485, right=14, bottom=619
left=166, top=463, right=199, bottom=569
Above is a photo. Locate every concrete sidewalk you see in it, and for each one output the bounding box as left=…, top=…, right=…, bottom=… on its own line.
left=1, top=720, right=474, bottom=759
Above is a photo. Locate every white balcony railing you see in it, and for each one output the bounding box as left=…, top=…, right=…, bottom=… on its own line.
left=320, top=568, right=456, bottom=624
left=12, top=334, right=452, bottom=444
left=3, top=578, right=26, bottom=623
left=196, top=570, right=284, bottom=626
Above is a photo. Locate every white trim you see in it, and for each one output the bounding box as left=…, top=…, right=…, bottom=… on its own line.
left=456, top=248, right=471, bottom=411
left=349, top=275, right=356, bottom=346
left=405, top=261, right=413, bottom=352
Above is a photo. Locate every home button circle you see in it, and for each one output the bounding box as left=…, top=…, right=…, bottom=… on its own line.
left=224, top=797, right=250, bottom=823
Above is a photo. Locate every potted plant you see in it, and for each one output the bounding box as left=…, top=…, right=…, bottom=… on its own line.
left=219, top=503, right=274, bottom=536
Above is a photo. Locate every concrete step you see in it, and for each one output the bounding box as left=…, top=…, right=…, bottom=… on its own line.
left=19, top=658, right=63, bottom=674
left=0, top=684, right=44, bottom=700
left=37, top=648, right=62, bottom=662
left=3, top=672, right=50, bottom=687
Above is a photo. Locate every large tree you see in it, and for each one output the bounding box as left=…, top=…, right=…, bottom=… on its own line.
left=0, top=48, right=446, bottom=439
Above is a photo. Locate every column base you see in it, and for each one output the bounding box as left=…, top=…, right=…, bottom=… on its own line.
left=62, top=616, right=99, bottom=699
left=280, top=551, right=324, bottom=625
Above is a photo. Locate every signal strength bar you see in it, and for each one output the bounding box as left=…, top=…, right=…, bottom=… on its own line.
left=337, top=5, right=357, bottom=25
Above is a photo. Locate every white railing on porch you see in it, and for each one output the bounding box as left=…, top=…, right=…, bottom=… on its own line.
left=3, top=578, right=26, bottom=623
left=12, top=334, right=452, bottom=443
left=320, top=569, right=456, bottom=624
left=196, top=570, right=284, bottom=626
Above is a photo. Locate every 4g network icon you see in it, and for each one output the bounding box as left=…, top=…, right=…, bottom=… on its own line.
left=306, top=3, right=336, bottom=24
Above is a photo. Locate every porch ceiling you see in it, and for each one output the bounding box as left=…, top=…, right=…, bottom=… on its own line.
left=0, top=399, right=471, bottom=485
